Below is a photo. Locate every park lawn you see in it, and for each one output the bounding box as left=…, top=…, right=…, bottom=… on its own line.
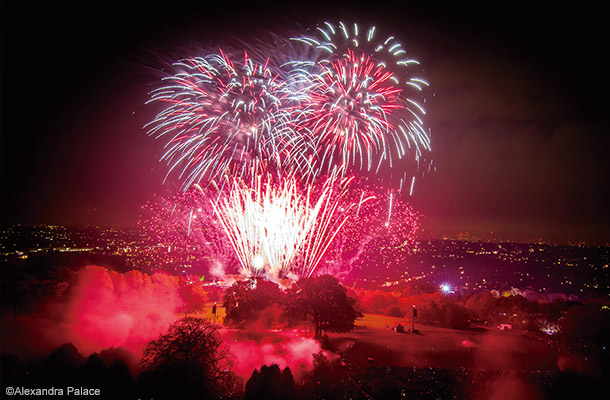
left=189, top=303, right=226, bottom=325
left=330, top=313, right=558, bottom=371
left=356, top=312, right=414, bottom=330
left=183, top=309, right=557, bottom=371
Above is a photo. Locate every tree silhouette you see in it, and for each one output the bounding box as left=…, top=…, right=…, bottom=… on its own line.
left=441, top=300, right=470, bottom=329
left=306, top=351, right=344, bottom=399
left=283, top=275, right=362, bottom=338
left=244, top=364, right=296, bottom=400
left=178, top=283, right=208, bottom=317
left=465, top=290, right=495, bottom=321
left=223, top=278, right=284, bottom=329
left=139, top=317, right=237, bottom=399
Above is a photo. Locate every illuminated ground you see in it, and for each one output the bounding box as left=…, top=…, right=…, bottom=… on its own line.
left=331, top=314, right=558, bottom=371
left=194, top=306, right=559, bottom=371
left=194, top=303, right=227, bottom=325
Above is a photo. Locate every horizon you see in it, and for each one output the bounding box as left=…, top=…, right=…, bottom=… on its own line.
left=2, top=221, right=608, bottom=248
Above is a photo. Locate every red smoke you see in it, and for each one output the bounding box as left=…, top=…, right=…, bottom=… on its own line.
left=223, top=329, right=333, bottom=381
left=6, top=264, right=335, bottom=382
left=60, top=265, right=183, bottom=356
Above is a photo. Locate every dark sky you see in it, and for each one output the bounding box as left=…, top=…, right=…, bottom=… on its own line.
left=2, top=1, right=608, bottom=244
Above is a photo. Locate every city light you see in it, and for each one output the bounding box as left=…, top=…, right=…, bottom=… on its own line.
left=440, top=283, right=454, bottom=294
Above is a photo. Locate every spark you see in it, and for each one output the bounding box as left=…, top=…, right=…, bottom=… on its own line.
left=289, top=21, right=432, bottom=185
left=409, top=176, right=415, bottom=196
left=211, top=169, right=361, bottom=280
left=146, top=50, right=312, bottom=191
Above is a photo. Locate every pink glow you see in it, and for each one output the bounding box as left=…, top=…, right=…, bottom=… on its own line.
left=223, top=330, right=335, bottom=381
left=62, top=265, right=183, bottom=355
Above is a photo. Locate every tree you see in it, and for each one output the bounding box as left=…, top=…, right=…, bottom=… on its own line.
left=441, top=301, right=470, bottom=329
left=465, top=290, right=495, bottom=321
left=178, top=283, right=208, bottom=316
left=283, top=275, right=362, bottom=338
left=384, top=305, right=404, bottom=318
left=139, top=317, right=237, bottom=399
left=46, top=343, right=85, bottom=371
left=419, top=299, right=442, bottom=325
left=359, top=290, right=399, bottom=314
left=79, top=353, right=134, bottom=399
left=489, top=294, right=535, bottom=327
left=244, top=364, right=296, bottom=400
left=223, top=278, right=284, bottom=329
left=40, top=343, right=86, bottom=388
left=302, top=351, right=345, bottom=399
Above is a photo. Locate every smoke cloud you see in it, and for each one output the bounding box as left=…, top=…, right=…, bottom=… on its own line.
left=223, top=330, right=334, bottom=381
left=60, top=266, right=183, bottom=355
left=4, top=264, right=337, bottom=382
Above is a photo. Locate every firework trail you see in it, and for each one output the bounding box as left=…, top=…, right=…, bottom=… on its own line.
left=288, top=21, right=431, bottom=185
left=145, top=49, right=314, bottom=191
left=210, top=169, right=361, bottom=280
left=323, top=183, right=420, bottom=274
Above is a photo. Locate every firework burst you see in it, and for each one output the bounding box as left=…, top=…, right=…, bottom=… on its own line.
left=146, top=49, right=312, bottom=190
left=289, top=21, right=431, bottom=183
left=141, top=24, right=431, bottom=283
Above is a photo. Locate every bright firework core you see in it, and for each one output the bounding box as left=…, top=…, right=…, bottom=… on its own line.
left=252, top=254, right=265, bottom=270
left=306, top=49, right=402, bottom=169
left=211, top=171, right=359, bottom=281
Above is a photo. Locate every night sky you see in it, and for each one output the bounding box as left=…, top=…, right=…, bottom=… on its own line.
left=2, top=1, right=608, bottom=244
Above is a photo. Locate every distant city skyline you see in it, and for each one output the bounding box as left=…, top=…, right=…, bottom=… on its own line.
left=3, top=223, right=608, bottom=298
left=2, top=2, right=608, bottom=245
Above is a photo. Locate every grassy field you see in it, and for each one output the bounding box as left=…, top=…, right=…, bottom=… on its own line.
left=330, top=313, right=558, bottom=371
left=188, top=307, right=558, bottom=371
left=190, top=303, right=227, bottom=325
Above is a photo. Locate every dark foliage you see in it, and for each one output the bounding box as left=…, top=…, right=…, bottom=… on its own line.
left=416, top=298, right=470, bottom=329
left=283, top=275, right=362, bottom=338
left=384, top=305, right=404, bottom=318
left=561, top=303, right=610, bottom=343
left=244, top=364, right=296, bottom=400
left=441, top=301, right=470, bottom=330
left=464, top=290, right=495, bottom=321
left=223, top=278, right=285, bottom=329
left=138, top=317, right=238, bottom=399
left=1, top=344, right=135, bottom=399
